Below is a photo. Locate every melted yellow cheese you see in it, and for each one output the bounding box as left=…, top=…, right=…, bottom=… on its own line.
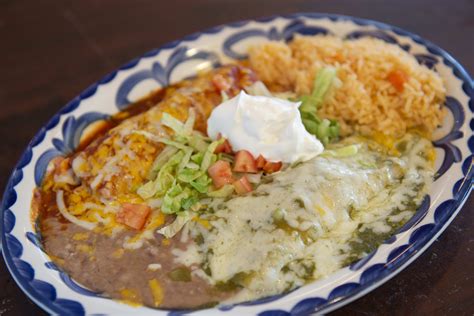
left=148, top=279, right=164, bottom=307
left=119, top=288, right=142, bottom=307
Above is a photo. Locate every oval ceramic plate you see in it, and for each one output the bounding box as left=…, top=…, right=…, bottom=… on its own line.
left=1, top=13, right=473, bottom=315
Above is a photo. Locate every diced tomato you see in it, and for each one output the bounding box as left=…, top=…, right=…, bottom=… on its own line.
left=233, top=176, right=253, bottom=194
left=233, top=150, right=258, bottom=173
left=256, top=155, right=267, bottom=169
left=387, top=69, right=408, bottom=92
left=116, top=203, right=151, bottom=230
left=208, top=160, right=234, bottom=188
left=214, top=134, right=233, bottom=154
left=214, top=139, right=233, bottom=154
left=212, top=73, right=232, bottom=92
left=263, top=161, right=282, bottom=174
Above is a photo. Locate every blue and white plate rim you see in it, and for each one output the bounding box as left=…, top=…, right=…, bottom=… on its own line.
left=1, top=12, right=473, bottom=315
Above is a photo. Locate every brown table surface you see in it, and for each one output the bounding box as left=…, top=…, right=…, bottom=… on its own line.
left=1, top=0, right=473, bottom=315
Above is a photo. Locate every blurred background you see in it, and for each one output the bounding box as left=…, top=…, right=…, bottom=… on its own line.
left=1, top=0, right=473, bottom=315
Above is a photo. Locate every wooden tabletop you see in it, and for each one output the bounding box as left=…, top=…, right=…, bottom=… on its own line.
left=1, top=0, right=473, bottom=315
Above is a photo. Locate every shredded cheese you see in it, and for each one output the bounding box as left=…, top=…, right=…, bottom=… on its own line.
left=56, top=190, right=97, bottom=230
left=147, top=263, right=162, bottom=271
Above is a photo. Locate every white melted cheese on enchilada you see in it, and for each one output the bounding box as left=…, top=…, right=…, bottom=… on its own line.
left=174, top=134, right=434, bottom=303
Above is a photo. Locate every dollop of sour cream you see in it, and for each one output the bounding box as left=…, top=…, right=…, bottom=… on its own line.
left=207, top=91, right=324, bottom=163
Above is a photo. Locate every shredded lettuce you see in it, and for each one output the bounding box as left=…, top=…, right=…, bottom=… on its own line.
left=188, top=134, right=209, bottom=152
left=245, top=81, right=297, bottom=100
left=161, top=113, right=185, bottom=134
left=183, top=108, right=196, bottom=136
left=136, top=109, right=229, bottom=217
left=301, top=115, right=339, bottom=146
left=185, top=162, right=200, bottom=170
left=156, top=212, right=192, bottom=238
left=245, top=70, right=341, bottom=145
left=182, top=196, right=199, bottom=210
left=161, top=184, right=182, bottom=214
left=299, top=67, right=337, bottom=113
left=155, top=137, right=190, bottom=151
left=218, top=153, right=235, bottom=164
left=221, top=91, right=229, bottom=102
left=162, top=183, right=200, bottom=214
left=200, top=139, right=223, bottom=171
left=191, top=152, right=204, bottom=164
left=321, top=144, right=360, bottom=158
left=190, top=175, right=212, bottom=193
left=137, top=180, right=160, bottom=200
left=178, top=148, right=193, bottom=172
left=298, top=67, right=340, bottom=145
left=177, top=169, right=204, bottom=183
left=245, top=81, right=273, bottom=97
left=207, top=184, right=235, bottom=198
left=148, top=146, right=179, bottom=179
left=133, top=130, right=191, bottom=151
left=138, top=150, right=184, bottom=200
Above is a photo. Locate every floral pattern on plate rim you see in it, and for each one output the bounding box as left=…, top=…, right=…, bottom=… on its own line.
left=1, top=13, right=473, bottom=316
